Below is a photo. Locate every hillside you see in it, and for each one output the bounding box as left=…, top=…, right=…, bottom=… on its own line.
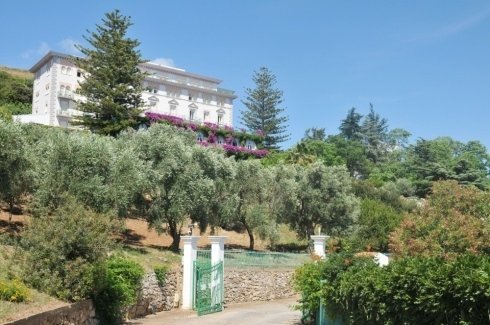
left=0, top=65, right=32, bottom=80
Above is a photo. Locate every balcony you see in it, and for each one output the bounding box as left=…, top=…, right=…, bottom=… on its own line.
left=56, top=108, right=82, bottom=117
left=57, top=91, right=75, bottom=99
left=217, top=88, right=235, bottom=96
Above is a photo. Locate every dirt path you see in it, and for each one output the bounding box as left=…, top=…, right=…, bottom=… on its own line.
left=127, top=298, right=301, bottom=325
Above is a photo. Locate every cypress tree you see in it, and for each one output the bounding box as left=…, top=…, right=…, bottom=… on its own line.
left=241, top=67, right=289, bottom=150
left=73, top=10, right=146, bottom=136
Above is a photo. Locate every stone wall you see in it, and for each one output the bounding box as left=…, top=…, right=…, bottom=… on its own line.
left=4, top=300, right=97, bottom=325
left=126, top=269, right=182, bottom=319
left=224, top=269, right=296, bottom=304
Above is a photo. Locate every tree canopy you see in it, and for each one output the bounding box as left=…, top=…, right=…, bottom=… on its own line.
left=241, top=67, right=290, bottom=150
left=73, top=10, right=146, bottom=136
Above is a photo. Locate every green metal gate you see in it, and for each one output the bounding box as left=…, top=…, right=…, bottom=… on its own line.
left=193, top=258, right=224, bottom=316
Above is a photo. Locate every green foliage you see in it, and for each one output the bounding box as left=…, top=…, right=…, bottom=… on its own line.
left=0, top=121, right=33, bottom=218
left=325, top=135, right=372, bottom=178
left=287, top=139, right=345, bottom=167
left=361, top=105, right=389, bottom=163
left=129, top=124, right=216, bottom=251
left=153, top=265, right=169, bottom=286
left=0, top=105, right=12, bottom=121
left=227, top=159, right=274, bottom=250
left=406, top=137, right=490, bottom=196
left=352, top=198, right=403, bottom=252
left=92, top=256, right=144, bottom=324
left=241, top=67, right=289, bottom=150
left=20, top=198, right=115, bottom=301
left=294, top=253, right=490, bottom=325
left=73, top=10, right=146, bottom=136
left=339, top=107, right=363, bottom=141
left=283, top=163, right=360, bottom=239
left=390, top=181, right=490, bottom=258
left=0, top=70, right=32, bottom=113
left=31, top=128, right=115, bottom=213
left=0, top=279, right=30, bottom=303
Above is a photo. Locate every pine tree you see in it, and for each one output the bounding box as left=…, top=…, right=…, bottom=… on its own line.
left=72, top=10, right=146, bottom=136
left=339, top=107, right=363, bottom=140
left=361, top=105, right=389, bottom=163
left=241, top=67, right=289, bottom=150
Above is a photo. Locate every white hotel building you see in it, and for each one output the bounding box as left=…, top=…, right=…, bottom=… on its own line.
left=16, top=51, right=236, bottom=128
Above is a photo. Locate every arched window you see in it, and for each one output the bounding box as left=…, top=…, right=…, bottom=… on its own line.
left=66, top=67, right=72, bottom=76
left=61, top=66, right=66, bottom=74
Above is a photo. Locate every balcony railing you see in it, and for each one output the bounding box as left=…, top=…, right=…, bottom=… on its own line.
left=56, top=108, right=82, bottom=117
left=217, top=88, right=235, bottom=96
left=57, top=91, right=75, bottom=99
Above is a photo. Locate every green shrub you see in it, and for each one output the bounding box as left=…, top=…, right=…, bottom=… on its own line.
left=352, top=198, right=403, bottom=252
left=294, top=253, right=490, bottom=325
left=154, top=265, right=169, bottom=287
left=92, top=256, right=144, bottom=324
left=0, top=279, right=30, bottom=302
left=20, top=198, right=115, bottom=301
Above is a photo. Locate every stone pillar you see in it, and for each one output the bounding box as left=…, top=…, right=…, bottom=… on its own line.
left=181, top=235, right=199, bottom=309
left=209, top=236, right=227, bottom=266
left=311, top=235, right=329, bottom=258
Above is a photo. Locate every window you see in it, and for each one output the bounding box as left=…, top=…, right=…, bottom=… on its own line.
left=197, top=132, right=204, bottom=142
left=170, top=104, right=176, bottom=111
left=203, top=110, right=209, bottom=121
left=45, top=83, right=50, bottom=90
left=61, top=66, right=66, bottom=75
left=217, top=114, right=223, bottom=125
left=217, top=137, right=224, bottom=145
left=66, top=67, right=72, bottom=76
left=60, top=98, right=69, bottom=110
left=60, top=85, right=65, bottom=95
left=189, top=109, right=195, bottom=121
left=203, top=95, right=211, bottom=104
left=77, top=70, right=82, bottom=78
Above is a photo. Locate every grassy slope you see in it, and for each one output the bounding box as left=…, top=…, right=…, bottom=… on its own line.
left=0, top=245, right=67, bottom=324
left=0, top=66, right=32, bottom=80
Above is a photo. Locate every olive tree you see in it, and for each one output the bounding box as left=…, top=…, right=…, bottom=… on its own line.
left=0, top=121, right=33, bottom=221
left=131, top=124, right=215, bottom=251
left=284, top=163, right=360, bottom=239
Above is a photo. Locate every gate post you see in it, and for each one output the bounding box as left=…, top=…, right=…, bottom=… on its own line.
left=311, top=235, right=329, bottom=258
left=209, top=236, right=226, bottom=307
left=181, top=235, right=199, bottom=309
left=209, top=236, right=227, bottom=265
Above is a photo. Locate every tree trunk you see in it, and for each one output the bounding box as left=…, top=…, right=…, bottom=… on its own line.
left=245, top=224, right=255, bottom=251
left=168, top=221, right=181, bottom=252
left=8, top=198, right=13, bottom=224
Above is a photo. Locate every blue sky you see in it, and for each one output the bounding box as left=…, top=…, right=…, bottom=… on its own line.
left=1, top=1, right=490, bottom=149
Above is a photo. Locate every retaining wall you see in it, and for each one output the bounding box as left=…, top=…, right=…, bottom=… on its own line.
left=4, top=300, right=97, bottom=325
left=126, top=269, right=181, bottom=318
left=224, top=268, right=296, bottom=304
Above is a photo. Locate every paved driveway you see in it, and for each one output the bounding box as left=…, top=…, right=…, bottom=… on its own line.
left=127, top=298, right=301, bottom=325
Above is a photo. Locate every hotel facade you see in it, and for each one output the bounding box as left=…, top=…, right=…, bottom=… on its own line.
left=16, top=51, right=236, bottom=129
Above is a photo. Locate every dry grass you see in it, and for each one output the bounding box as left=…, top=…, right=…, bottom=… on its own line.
left=0, top=66, right=32, bottom=80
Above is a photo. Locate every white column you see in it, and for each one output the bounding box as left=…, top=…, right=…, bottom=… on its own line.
left=209, top=236, right=227, bottom=266
left=181, top=235, right=199, bottom=309
left=311, top=235, right=329, bottom=258
left=209, top=236, right=226, bottom=307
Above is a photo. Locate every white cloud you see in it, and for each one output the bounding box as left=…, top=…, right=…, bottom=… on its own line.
left=151, top=57, right=175, bottom=67
left=59, top=38, right=82, bottom=56
left=21, top=41, right=50, bottom=59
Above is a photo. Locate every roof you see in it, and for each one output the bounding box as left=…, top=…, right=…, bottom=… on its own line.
left=29, top=51, right=75, bottom=73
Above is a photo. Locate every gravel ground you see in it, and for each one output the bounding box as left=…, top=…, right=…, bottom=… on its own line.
left=127, top=297, right=301, bottom=325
